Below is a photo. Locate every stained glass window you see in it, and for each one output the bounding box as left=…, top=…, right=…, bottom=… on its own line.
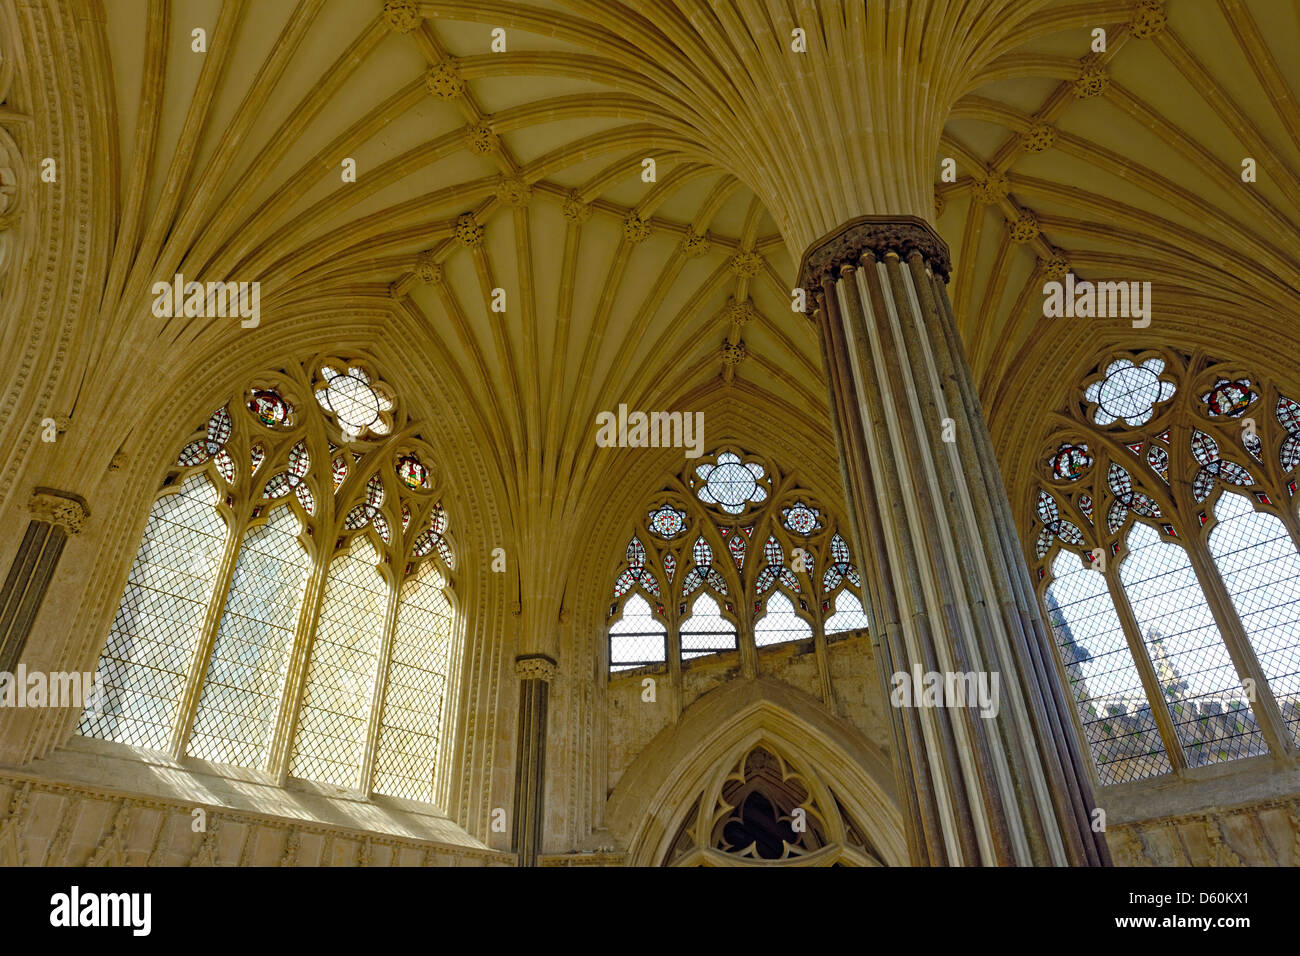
left=1190, top=431, right=1254, bottom=503
left=247, top=388, right=293, bottom=428
left=821, top=534, right=861, bottom=592
left=80, top=357, right=460, bottom=805
left=1048, top=443, right=1092, bottom=481
left=1201, top=379, right=1256, bottom=418
left=608, top=450, right=870, bottom=673
left=395, top=453, right=430, bottom=490
left=648, top=505, right=687, bottom=538
left=781, top=501, right=822, bottom=535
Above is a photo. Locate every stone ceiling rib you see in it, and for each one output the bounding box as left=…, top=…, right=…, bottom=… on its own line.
left=25, top=0, right=1296, bottom=666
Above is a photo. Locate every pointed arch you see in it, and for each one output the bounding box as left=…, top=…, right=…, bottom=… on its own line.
left=607, top=677, right=905, bottom=867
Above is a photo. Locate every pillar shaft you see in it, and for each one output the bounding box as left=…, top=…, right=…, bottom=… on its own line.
left=0, top=490, right=89, bottom=674
left=512, top=653, right=555, bottom=866
left=800, top=216, right=1110, bottom=866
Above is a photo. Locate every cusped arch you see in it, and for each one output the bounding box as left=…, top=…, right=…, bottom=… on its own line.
left=607, top=677, right=905, bottom=866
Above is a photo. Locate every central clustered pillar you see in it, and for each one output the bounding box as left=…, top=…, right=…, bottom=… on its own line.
left=800, top=216, right=1109, bottom=866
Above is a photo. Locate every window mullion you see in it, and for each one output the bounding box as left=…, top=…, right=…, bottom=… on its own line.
left=266, top=549, right=331, bottom=783
left=738, top=603, right=758, bottom=679
left=667, top=621, right=682, bottom=720
left=167, top=513, right=245, bottom=758
left=1182, top=533, right=1293, bottom=757
left=359, top=574, right=401, bottom=795
left=1100, top=565, right=1188, bottom=774
left=813, top=620, right=838, bottom=712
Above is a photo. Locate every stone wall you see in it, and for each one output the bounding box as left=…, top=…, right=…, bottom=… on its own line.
left=606, top=632, right=889, bottom=793
left=1107, top=800, right=1300, bottom=866
left=0, top=773, right=513, bottom=866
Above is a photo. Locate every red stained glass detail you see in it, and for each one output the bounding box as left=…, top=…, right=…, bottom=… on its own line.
left=1201, top=379, right=1255, bottom=417
left=728, top=533, right=745, bottom=567
left=1048, top=443, right=1092, bottom=480
left=396, top=453, right=428, bottom=489
left=247, top=389, right=292, bottom=428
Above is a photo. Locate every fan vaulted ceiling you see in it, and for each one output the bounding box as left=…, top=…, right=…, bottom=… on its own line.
left=37, top=0, right=1299, bottom=639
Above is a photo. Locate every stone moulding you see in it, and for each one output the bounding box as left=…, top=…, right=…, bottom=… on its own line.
left=796, top=215, right=952, bottom=307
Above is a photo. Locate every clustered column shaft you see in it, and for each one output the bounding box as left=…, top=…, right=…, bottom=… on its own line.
left=512, top=653, right=555, bottom=866
left=801, top=216, right=1110, bottom=866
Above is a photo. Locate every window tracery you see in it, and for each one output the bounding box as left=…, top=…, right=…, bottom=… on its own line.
left=79, top=355, right=458, bottom=804
left=1029, top=349, right=1300, bottom=786
left=662, top=744, right=882, bottom=866
left=606, top=448, right=870, bottom=675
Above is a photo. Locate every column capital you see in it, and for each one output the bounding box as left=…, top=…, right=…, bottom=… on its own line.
left=514, top=654, right=557, bottom=683
left=28, top=488, right=90, bottom=534
left=796, top=215, right=951, bottom=309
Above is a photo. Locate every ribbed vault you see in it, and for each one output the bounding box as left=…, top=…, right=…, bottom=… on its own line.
left=1, top=1, right=1296, bottom=833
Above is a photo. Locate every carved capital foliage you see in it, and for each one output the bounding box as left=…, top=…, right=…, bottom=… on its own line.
left=796, top=215, right=952, bottom=301
left=28, top=488, right=89, bottom=534
left=515, top=654, right=557, bottom=682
